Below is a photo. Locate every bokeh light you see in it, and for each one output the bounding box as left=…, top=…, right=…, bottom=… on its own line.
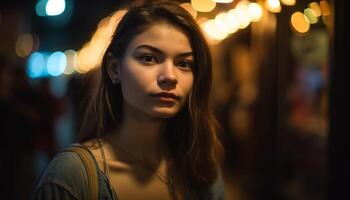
left=222, top=11, right=240, bottom=33
left=265, top=0, right=282, bottom=13
left=215, top=13, right=231, bottom=34
left=201, top=19, right=227, bottom=41
left=304, top=8, right=318, bottom=24
left=27, top=52, right=46, bottom=78
left=191, top=0, right=216, bottom=13
left=214, top=0, right=234, bottom=3
left=291, top=11, right=310, bottom=34
left=309, top=2, right=322, bottom=17
left=46, top=0, right=66, bottom=16
left=36, top=0, right=48, bottom=16
left=231, top=6, right=250, bottom=29
left=47, top=51, right=67, bottom=76
left=63, top=50, right=77, bottom=75
left=320, top=0, right=330, bottom=16
left=280, top=0, right=296, bottom=6
left=15, top=33, right=34, bottom=57
left=248, top=2, right=263, bottom=22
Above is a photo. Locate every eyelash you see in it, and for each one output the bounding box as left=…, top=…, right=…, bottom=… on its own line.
left=138, top=54, right=158, bottom=64
left=137, top=54, right=193, bottom=70
left=177, top=60, right=193, bottom=70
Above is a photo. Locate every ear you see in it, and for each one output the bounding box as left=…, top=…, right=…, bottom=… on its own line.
left=106, top=52, right=121, bottom=83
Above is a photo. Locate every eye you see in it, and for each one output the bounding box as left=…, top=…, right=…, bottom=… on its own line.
left=138, top=54, right=157, bottom=64
left=177, top=60, right=193, bottom=70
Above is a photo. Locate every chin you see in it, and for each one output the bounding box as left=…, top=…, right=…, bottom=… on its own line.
left=150, top=108, right=180, bottom=119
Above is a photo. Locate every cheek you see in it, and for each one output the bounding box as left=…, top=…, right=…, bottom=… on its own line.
left=183, top=74, right=194, bottom=95
left=119, top=61, right=153, bottom=95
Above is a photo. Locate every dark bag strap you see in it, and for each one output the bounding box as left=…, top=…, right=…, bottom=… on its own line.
left=63, top=145, right=99, bottom=200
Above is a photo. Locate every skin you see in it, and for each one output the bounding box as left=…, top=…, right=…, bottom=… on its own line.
left=85, top=23, right=194, bottom=200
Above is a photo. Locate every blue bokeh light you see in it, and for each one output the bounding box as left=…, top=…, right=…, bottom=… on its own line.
left=46, top=0, right=66, bottom=16
left=47, top=51, right=67, bottom=77
left=27, top=52, right=46, bottom=78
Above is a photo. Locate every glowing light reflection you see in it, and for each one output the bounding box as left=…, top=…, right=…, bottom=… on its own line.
left=191, top=0, right=216, bottom=12
left=47, top=51, right=67, bottom=76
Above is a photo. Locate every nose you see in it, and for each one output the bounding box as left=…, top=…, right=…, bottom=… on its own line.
left=157, top=61, right=178, bottom=87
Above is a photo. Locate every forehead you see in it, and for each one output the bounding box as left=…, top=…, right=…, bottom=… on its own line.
left=126, top=23, right=193, bottom=54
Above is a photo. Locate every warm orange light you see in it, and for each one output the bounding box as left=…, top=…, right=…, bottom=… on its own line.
left=291, top=12, right=310, bottom=34
left=191, top=0, right=216, bottom=12
left=309, top=2, right=322, bottom=17
left=230, top=7, right=250, bottom=29
left=75, top=9, right=128, bottom=73
left=215, top=13, right=231, bottom=34
left=248, top=2, right=263, bottom=22
left=214, top=0, right=234, bottom=3
left=223, top=11, right=240, bottom=33
left=201, top=19, right=227, bottom=41
left=320, top=0, right=330, bottom=16
left=280, top=0, right=296, bottom=6
left=265, top=0, right=281, bottom=13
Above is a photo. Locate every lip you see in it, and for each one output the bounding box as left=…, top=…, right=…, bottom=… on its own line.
left=151, top=92, right=179, bottom=101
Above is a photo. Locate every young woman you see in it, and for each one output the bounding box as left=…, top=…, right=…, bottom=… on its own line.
left=32, top=0, right=224, bottom=199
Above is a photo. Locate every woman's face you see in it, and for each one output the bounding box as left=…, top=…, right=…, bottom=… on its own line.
left=110, top=23, right=194, bottom=119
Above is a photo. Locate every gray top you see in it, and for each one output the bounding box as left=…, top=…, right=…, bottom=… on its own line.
left=31, top=144, right=224, bottom=200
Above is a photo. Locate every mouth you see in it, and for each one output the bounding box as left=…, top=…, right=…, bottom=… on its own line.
left=151, top=92, right=180, bottom=102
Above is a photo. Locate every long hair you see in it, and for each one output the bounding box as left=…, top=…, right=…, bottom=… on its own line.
left=79, top=0, right=223, bottom=196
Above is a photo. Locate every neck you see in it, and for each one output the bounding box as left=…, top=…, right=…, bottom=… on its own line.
left=105, top=101, right=170, bottom=164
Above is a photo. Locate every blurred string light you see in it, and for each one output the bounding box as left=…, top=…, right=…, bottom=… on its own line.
left=309, top=2, right=322, bottom=17
left=319, top=0, right=330, bottom=16
left=201, top=19, right=227, bottom=42
left=36, top=0, right=67, bottom=16
left=304, top=8, right=318, bottom=24
left=213, top=0, right=234, bottom=3
left=75, top=9, right=128, bottom=74
left=191, top=0, right=216, bottom=12
left=265, top=0, right=281, bottom=13
left=290, top=11, right=310, bottom=34
left=288, top=1, right=330, bottom=34
left=248, top=3, right=263, bottom=22
left=15, top=33, right=34, bottom=57
left=234, top=0, right=251, bottom=29
left=27, top=51, right=75, bottom=78
left=200, top=1, right=262, bottom=44
left=280, top=0, right=296, bottom=6
left=215, top=13, right=231, bottom=34
left=26, top=0, right=331, bottom=77
left=46, top=0, right=66, bottom=16
left=63, top=50, right=77, bottom=75
left=27, top=52, right=48, bottom=78
left=47, top=51, right=67, bottom=76
left=225, top=11, right=240, bottom=33
left=36, top=0, right=48, bottom=16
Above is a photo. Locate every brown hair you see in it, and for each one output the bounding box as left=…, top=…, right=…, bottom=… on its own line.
left=79, top=0, right=223, bottom=197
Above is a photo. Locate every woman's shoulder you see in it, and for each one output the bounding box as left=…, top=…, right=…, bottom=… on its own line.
left=33, top=144, right=90, bottom=199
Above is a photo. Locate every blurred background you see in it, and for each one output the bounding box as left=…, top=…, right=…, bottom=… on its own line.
left=0, top=0, right=344, bottom=199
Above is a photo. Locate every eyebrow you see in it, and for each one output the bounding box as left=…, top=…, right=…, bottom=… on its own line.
left=135, top=44, right=193, bottom=57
